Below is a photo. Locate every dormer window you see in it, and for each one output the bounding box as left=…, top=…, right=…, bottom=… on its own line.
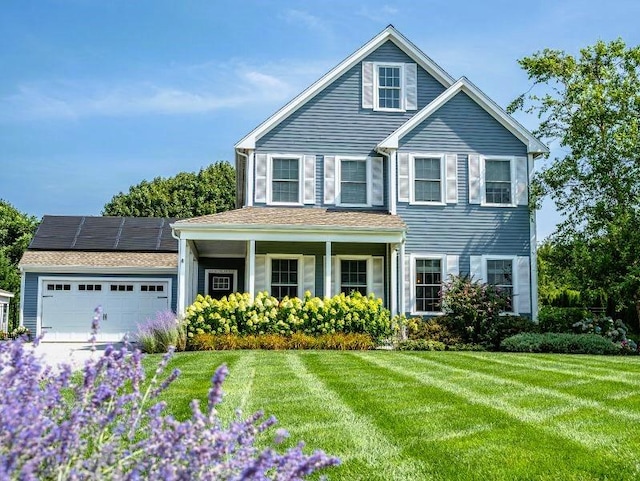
left=377, top=65, right=402, bottom=110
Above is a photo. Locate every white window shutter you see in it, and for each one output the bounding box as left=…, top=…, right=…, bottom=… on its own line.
left=371, top=156, right=384, bottom=206
left=255, top=255, right=267, bottom=294
left=398, top=153, right=410, bottom=202
left=255, top=154, right=268, bottom=203
left=371, top=257, right=384, bottom=300
left=405, top=63, right=418, bottom=110
left=445, top=255, right=459, bottom=281
left=404, top=256, right=411, bottom=313
left=516, top=256, right=531, bottom=315
left=445, top=154, right=458, bottom=204
left=362, top=62, right=374, bottom=109
left=303, top=155, right=316, bottom=204
left=303, top=256, right=316, bottom=296
left=469, top=255, right=483, bottom=283
left=332, top=257, right=340, bottom=296
left=324, top=156, right=336, bottom=204
left=515, top=156, right=528, bottom=206
left=468, top=154, right=481, bottom=204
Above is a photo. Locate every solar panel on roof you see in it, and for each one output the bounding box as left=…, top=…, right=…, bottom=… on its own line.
left=29, top=216, right=178, bottom=252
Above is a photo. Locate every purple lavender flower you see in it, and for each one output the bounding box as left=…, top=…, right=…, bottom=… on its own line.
left=0, top=312, right=339, bottom=480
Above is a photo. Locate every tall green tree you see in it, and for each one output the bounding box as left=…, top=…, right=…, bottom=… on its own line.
left=103, top=161, right=236, bottom=218
left=509, top=39, right=640, bottom=319
left=0, top=200, right=39, bottom=330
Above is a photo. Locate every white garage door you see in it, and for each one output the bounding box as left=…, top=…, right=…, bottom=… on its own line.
left=40, top=279, right=170, bottom=342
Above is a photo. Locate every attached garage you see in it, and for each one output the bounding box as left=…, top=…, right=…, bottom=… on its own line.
left=19, top=216, right=178, bottom=342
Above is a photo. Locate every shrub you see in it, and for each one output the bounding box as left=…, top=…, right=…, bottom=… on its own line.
left=396, top=339, right=446, bottom=351
left=183, top=291, right=392, bottom=346
left=406, top=317, right=460, bottom=344
left=537, top=306, right=592, bottom=333
left=440, top=275, right=511, bottom=346
left=9, top=326, right=30, bottom=341
left=136, top=310, right=186, bottom=353
left=572, top=316, right=629, bottom=342
left=0, top=309, right=339, bottom=479
left=189, top=332, right=374, bottom=351
left=501, top=332, right=621, bottom=355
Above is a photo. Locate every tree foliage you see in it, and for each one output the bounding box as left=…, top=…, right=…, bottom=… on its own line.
left=0, top=200, right=39, bottom=330
left=509, top=39, right=640, bottom=317
left=103, top=161, right=236, bottom=218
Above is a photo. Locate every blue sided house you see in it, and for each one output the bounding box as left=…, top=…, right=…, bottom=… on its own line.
left=19, top=26, right=547, bottom=341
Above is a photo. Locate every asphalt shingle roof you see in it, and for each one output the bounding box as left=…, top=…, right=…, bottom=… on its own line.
left=19, top=251, right=177, bottom=269
left=174, top=207, right=405, bottom=230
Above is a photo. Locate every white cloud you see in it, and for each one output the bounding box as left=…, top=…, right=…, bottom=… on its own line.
left=280, top=9, right=332, bottom=37
left=0, top=60, right=330, bottom=121
left=357, top=4, right=398, bottom=22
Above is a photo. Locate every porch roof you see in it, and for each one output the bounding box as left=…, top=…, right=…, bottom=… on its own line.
left=172, top=207, right=406, bottom=244
left=174, top=207, right=405, bottom=230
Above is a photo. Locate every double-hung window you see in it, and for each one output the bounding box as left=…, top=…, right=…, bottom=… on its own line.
left=486, top=258, right=514, bottom=312
left=484, top=158, right=512, bottom=205
left=415, top=258, right=443, bottom=312
left=339, top=158, right=368, bottom=206
left=376, top=64, right=403, bottom=111
left=271, top=157, right=300, bottom=204
left=413, top=156, right=443, bottom=203
left=271, top=259, right=298, bottom=300
left=340, top=260, right=368, bottom=296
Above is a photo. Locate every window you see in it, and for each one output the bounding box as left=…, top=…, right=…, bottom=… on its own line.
left=78, top=284, right=101, bottom=292
left=110, top=284, right=134, bottom=292
left=486, top=259, right=514, bottom=311
left=211, top=277, right=230, bottom=291
left=340, top=260, right=367, bottom=296
left=414, top=157, right=442, bottom=203
left=485, top=159, right=512, bottom=205
left=141, top=285, right=164, bottom=292
left=47, top=283, right=70, bottom=291
left=415, top=258, right=442, bottom=312
left=271, top=259, right=298, bottom=300
left=339, top=158, right=368, bottom=205
left=377, top=65, right=402, bottom=110
left=271, top=157, right=300, bottom=203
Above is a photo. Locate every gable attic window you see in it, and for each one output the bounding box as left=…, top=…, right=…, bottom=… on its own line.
left=362, top=62, right=417, bottom=111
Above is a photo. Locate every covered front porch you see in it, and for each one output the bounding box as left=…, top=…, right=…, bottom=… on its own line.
left=171, top=207, right=406, bottom=315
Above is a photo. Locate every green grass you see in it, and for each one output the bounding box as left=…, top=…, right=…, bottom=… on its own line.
left=149, top=351, right=640, bottom=480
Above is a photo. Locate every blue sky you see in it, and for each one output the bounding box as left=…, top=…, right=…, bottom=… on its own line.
left=2, top=0, right=639, bottom=239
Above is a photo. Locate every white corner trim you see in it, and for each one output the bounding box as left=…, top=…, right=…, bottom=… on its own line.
left=528, top=153, right=539, bottom=321
left=378, top=77, right=549, bottom=154
left=235, top=26, right=455, bottom=149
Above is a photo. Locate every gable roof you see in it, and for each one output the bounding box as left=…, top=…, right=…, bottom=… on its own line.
left=29, top=216, right=178, bottom=253
left=235, top=25, right=455, bottom=150
left=378, top=77, right=549, bottom=154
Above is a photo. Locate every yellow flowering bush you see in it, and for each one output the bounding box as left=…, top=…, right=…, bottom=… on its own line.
left=183, top=291, right=392, bottom=348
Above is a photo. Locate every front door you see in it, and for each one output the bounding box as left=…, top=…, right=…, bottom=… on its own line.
left=206, top=269, right=237, bottom=299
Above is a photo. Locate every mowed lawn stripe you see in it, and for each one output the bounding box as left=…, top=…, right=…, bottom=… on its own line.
left=515, top=352, right=640, bottom=373
left=288, top=352, right=428, bottom=481
left=401, top=352, right=640, bottom=424
left=357, top=352, right=640, bottom=479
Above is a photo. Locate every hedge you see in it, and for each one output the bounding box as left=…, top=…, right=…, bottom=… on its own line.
left=500, top=332, right=621, bottom=355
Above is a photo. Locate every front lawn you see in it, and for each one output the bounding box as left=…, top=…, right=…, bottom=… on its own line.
left=154, top=351, right=640, bottom=480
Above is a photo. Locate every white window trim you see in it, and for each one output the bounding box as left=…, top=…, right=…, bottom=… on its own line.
left=336, top=255, right=374, bottom=294
left=267, top=154, right=303, bottom=206
left=266, top=254, right=304, bottom=299
left=204, top=269, right=238, bottom=294
left=336, top=156, right=372, bottom=207
left=373, top=62, right=406, bottom=112
left=410, top=253, right=446, bottom=315
left=481, top=155, right=516, bottom=208
left=481, top=255, right=518, bottom=315
left=409, top=153, right=446, bottom=205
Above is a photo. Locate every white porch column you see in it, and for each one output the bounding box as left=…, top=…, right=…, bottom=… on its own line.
left=390, top=244, right=398, bottom=316
left=177, top=237, right=187, bottom=314
left=398, top=241, right=406, bottom=315
left=324, top=241, right=332, bottom=298
left=247, top=239, right=256, bottom=299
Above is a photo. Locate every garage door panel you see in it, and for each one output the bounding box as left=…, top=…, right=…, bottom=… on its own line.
left=41, top=279, right=170, bottom=342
